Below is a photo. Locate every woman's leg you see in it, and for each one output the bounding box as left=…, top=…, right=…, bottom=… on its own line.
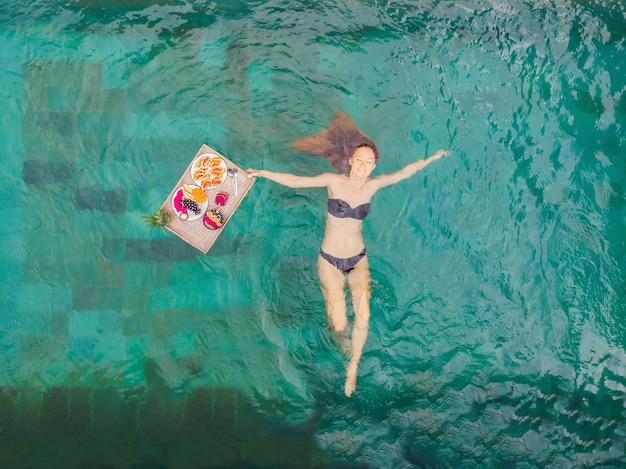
left=345, top=256, right=371, bottom=397
left=318, top=255, right=348, bottom=332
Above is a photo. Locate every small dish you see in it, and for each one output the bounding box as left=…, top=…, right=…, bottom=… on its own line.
left=203, top=208, right=224, bottom=230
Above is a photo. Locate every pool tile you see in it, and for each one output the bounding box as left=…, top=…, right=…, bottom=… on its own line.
left=165, top=261, right=206, bottom=284
left=88, top=389, right=131, bottom=436
left=101, top=237, right=126, bottom=261
left=142, top=357, right=168, bottom=388
left=0, top=62, right=23, bottom=90
left=120, top=236, right=200, bottom=264
left=0, top=231, right=25, bottom=261
left=151, top=238, right=199, bottom=262
left=98, top=260, right=124, bottom=288
left=73, top=90, right=102, bottom=114
left=74, top=187, right=127, bottom=213
left=96, top=310, right=123, bottom=335
left=122, top=286, right=150, bottom=316
left=47, top=86, right=77, bottom=113
left=81, top=60, right=103, bottom=88
left=61, top=387, right=93, bottom=431
left=124, top=238, right=152, bottom=261
left=0, top=134, right=25, bottom=175
left=49, top=310, right=69, bottom=336
left=123, top=308, right=186, bottom=337
left=14, top=387, right=46, bottom=424
left=120, top=363, right=145, bottom=389
left=124, top=210, right=155, bottom=240
left=98, top=261, right=125, bottom=288
left=93, top=335, right=127, bottom=363
left=20, top=109, right=54, bottom=139
left=38, top=387, right=70, bottom=427
left=72, top=210, right=125, bottom=243
left=22, top=160, right=73, bottom=186
left=68, top=310, right=100, bottom=338
left=49, top=111, right=78, bottom=136
left=20, top=333, right=60, bottom=360
left=68, top=336, right=96, bottom=362
left=0, top=388, right=20, bottom=428
left=69, top=262, right=99, bottom=290
left=17, top=283, right=72, bottom=316
left=130, top=262, right=173, bottom=287
left=97, top=287, right=125, bottom=312
left=22, top=79, right=48, bottom=112
left=122, top=263, right=152, bottom=288
left=76, top=111, right=126, bottom=138
left=169, top=332, right=197, bottom=358
left=38, top=352, right=70, bottom=387
left=72, top=288, right=98, bottom=311
left=101, top=60, right=131, bottom=89
left=79, top=160, right=139, bottom=192
left=147, top=285, right=199, bottom=311
left=0, top=328, right=20, bottom=359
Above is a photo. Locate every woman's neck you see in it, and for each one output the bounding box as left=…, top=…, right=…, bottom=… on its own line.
left=347, top=173, right=368, bottom=188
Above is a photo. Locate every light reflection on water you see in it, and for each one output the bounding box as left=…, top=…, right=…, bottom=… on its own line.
left=1, top=0, right=625, bottom=467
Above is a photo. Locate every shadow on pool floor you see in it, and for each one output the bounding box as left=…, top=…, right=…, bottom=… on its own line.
left=0, top=385, right=363, bottom=469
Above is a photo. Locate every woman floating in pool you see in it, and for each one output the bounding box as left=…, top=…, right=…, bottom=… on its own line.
left=247, top=111, right=450, bottom=397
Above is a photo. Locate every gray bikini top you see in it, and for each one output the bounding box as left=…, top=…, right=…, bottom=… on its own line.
left=327, top=198, right=370, bottom=220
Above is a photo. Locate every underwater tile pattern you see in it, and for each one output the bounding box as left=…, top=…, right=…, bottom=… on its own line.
left=0, top=386, right=333, bottom=468
left=4, top=33, right=330, bottom=463
left=5, top=32, right=310, bottom=407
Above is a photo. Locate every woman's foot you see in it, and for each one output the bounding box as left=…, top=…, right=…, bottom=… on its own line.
left=345, top=362, right=358, bottom=397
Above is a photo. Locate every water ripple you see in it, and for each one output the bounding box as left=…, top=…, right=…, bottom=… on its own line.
left=2, top=0, right=626, bottom=466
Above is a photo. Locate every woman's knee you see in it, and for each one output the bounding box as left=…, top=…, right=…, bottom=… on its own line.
left=354, top=317, right=370, bottom=331
left=349, top=281, right=371, bottom=306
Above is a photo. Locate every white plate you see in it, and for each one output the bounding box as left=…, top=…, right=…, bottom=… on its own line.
left=190, top=153, right=227, bottom=190
left=171, top=185, right=208, bottom=221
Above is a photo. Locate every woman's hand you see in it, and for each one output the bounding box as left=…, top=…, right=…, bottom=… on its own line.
left=246, top=168, right=262, bottom=178
left=372, top=149, right=451, bottom=189
left=430, top=149, right=451, bottom=161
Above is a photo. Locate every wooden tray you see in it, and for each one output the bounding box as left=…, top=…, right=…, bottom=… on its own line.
left=161, top=144, right=255, bottom=253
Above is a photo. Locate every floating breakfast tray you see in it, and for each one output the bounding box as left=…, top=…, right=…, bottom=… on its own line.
left=162, top=144, right=255, bottom=253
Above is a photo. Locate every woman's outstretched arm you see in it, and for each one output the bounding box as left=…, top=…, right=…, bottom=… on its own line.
left=372, top=149, right=450, bottom=189
left=246, top=169, right=338, bottom=189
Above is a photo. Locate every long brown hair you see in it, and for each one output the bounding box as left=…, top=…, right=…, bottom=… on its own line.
left=293, top=111, right=379, bottom=173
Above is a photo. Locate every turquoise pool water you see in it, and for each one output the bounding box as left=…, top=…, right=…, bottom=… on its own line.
left=1, top=0, right=625, bottom=467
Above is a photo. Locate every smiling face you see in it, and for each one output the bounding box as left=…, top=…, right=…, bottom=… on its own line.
left=349, top=146, right=377, bottom=178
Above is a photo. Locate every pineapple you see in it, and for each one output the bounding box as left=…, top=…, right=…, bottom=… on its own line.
left=142, top=207, right=173, bottom=233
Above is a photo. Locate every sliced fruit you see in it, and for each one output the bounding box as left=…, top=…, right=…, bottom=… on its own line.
left=208, top=157, right=222, bottom=167
left=210, top=166, right=226, bottom=177
left=173, top=189, right=188, bottom=215
left=191, top=187, right=207, bottom=203
left=182, top=183, right=196, bottom=200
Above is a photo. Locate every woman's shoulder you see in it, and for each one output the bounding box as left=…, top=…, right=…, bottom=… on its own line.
left=323, top=172, right=348, bottom=185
